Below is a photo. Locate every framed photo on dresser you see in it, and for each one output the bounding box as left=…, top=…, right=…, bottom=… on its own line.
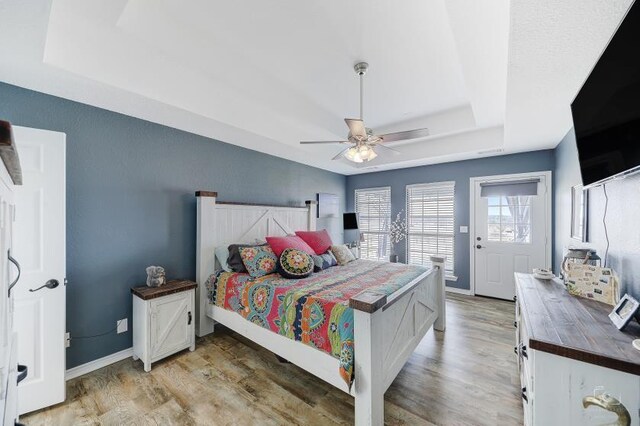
left=609, top=294, right=640, bottom=330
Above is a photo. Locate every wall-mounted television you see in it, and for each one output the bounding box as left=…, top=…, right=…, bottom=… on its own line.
left=571, top=1, right=640, bottom=188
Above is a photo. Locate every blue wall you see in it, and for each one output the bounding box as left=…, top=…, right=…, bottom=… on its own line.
left=0, top=82, right=346, bottom=368
left=346, top=151, right=555, bottom=290
left=554, top=129, right=640, bottom=298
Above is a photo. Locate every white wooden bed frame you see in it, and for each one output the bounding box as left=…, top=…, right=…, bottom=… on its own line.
left=195, top=191, right=446, bottom=425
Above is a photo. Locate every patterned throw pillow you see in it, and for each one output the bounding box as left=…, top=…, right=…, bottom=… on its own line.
left=228, top=242, right=267, bottom=273
left=330, top=244, right=356, bottom=266
left=277, top=248, right=314, bottom=279
left=240, top=245, right=278, bottom=278
left=312, top=251, right=338, bottom=272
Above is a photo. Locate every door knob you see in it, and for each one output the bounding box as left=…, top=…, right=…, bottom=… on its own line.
left=476, top=245, right=482, bottom=249
left=29, top=279, right=59, bottom=292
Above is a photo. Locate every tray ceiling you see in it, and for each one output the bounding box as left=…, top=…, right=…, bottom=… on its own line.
left=0, top=0, right=633, bottom=174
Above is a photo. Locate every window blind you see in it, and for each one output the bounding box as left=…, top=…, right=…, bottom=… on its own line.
left=355, top=187, right=391, bottom=261
left=406, top=181, right=455, bottom=274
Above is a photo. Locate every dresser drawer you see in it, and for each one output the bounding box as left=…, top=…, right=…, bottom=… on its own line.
left=2, top=333, right=18, bottom=426
left=516, top=302, right=534, bottom=425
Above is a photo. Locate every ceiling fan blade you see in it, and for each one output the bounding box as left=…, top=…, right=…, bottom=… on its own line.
left=379, top=128, right=430, bottom=143
left=300, top=141, right=347, bottom=144
left=373, top=143, right=401, bottom=155
left=344, top=118, right=367, bottom=138
left=332, top=147, right=352, bottom=160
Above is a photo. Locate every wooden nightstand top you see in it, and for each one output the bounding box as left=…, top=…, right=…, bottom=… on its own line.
left=131, top=280, right=197, bottom=300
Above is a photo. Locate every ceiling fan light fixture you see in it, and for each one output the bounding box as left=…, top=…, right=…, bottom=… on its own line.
left=358, top=144, right=378, bottom=161
left=345, top=146, right=364, bottom=163
left=345, top=144, right=377, bottom=163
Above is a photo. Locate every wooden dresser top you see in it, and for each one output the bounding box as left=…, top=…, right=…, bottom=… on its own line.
left=515, top=273, right=640, bottom=375
left=131, top=280, right=197, bottom=300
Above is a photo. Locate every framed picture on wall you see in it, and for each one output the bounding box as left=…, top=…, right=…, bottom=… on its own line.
left=571, top=184, right=588, bottom=241
left=317, top=193, right=339, bottom=218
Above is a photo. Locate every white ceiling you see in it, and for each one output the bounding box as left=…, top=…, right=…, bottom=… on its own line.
left=0, top=0, right=633, bottom=175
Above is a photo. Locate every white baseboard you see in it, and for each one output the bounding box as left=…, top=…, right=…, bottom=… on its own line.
left=66, top=347, right=133, bottom=381
left=445, top=286, right=472, bottom=296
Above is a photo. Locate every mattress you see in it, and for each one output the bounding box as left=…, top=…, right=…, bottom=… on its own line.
left=206, top=259, right=428, bottom=387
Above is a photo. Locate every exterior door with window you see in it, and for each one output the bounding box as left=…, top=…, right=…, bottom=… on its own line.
left=473, top=173, right=549, bottom=300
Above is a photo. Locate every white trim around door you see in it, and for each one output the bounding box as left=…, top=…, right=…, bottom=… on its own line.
left=469, top=171, right=552, bottom=297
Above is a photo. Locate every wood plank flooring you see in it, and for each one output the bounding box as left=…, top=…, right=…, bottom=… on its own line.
left=23, top=294, right=523, bottom=425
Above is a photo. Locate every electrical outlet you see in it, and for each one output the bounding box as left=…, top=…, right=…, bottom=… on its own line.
left=65, top=332, right=71, bottom=348
left=117, top=318, right=128, bottom=334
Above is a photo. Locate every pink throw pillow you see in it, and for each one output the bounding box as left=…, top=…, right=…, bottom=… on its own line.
left=265, top=235, right=315, bottom=257
left=295, top=229, right=333, bottom=255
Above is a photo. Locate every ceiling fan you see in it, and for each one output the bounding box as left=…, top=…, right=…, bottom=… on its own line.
left=300, top=62, right=430, bottom=163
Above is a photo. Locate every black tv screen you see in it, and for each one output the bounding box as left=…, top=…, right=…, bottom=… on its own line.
left=571, top=1, right=640, bottom=188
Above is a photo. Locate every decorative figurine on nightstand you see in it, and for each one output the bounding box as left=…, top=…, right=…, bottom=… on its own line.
left=145, top=266, right=166, bottom=287
left=389, top=210, right=407, bottom=263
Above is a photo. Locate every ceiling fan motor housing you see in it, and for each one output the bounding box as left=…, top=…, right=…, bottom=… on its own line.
left=354, top=62, right=369, bottom=76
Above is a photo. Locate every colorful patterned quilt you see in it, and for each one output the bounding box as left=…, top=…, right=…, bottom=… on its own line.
left=206, top=259, right=428, bottom=387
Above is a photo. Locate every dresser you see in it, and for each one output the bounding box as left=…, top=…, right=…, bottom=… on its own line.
left=0, top=120, right=22, bottom=426
left=515, top=273, right=640, bottom=425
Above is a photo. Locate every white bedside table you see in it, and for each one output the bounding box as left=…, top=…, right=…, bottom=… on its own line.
left=131, top=280, right=196, bottom=372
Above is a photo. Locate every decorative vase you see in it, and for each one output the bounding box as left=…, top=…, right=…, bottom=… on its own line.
left=389, top=254, right=399, bottom=263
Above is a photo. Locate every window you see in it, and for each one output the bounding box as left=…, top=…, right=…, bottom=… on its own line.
left=355, top=187, right=391, bottom=261
left=487, top=196, right=532, bottom=243
left=406, top=181, right=455, bottom=275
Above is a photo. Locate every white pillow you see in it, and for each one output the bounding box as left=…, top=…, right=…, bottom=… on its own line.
left=215, top=246, right=232, bottom=272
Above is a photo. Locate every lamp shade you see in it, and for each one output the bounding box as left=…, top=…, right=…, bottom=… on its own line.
left=343, top=212, right=359, bottom=230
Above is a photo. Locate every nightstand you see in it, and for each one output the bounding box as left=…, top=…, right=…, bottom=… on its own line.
left=131, top=280, right=197, bottom=372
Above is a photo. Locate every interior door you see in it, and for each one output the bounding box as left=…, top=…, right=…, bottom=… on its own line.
left=474, top=173, right=549, bottom=300
left=12, top=126, right=66, bottom=414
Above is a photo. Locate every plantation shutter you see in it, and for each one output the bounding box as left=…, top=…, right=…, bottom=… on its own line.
left=355, top=187, right=391, bottom=261
left=406, top=181, right=455, bottom=274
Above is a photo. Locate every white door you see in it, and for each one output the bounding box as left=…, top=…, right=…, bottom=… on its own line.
left=473, top=172, right=550, bottom=300
left=12, top=126, right=66, bottom=414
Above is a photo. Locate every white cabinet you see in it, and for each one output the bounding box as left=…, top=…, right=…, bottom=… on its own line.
left=515, top=273, right=640, bottom=426
left=132, top=280, right=196, bottom=372
left=0, top=120, right=20, bottom=425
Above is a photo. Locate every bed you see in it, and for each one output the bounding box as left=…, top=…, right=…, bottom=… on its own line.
left=195, top=191, right=446, bottom=425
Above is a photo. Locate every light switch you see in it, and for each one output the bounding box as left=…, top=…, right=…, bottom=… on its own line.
left=459, top=226, right=469, bottom=234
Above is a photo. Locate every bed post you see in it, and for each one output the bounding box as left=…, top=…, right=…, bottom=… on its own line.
left=195, top=191, right=217, bottom=337
left=305, top=200, right=317, bottom=231
left=350, top=291, right=387, bottom=426
left=431, top=255, right=446, bottom=332
left=353, top=308, right=384, bottom=426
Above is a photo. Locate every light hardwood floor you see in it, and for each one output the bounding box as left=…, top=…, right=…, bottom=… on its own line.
left=23, top=294, right=523, bottom=425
